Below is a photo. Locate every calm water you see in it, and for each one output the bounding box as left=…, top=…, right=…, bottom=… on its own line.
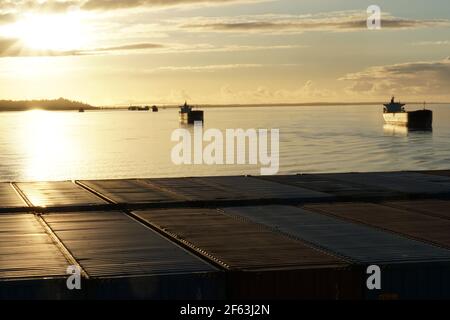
left=1, top=105, right=449, bottom=182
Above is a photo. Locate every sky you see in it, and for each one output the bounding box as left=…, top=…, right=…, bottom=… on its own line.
left=0, top=0, right=449, bottom=105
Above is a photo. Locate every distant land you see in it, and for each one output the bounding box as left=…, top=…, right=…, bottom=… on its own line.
left=111, top=101, right=450, bottom=109
left=1, top=99, right=449, bottom=112
left=0, top=98, right=95, bottom=112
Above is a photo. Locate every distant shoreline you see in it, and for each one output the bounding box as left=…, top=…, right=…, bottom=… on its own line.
left=1, top=100, right=449, bottom=112
left=105, top=101, right=450, bottom=109
left=0, top=98, right=95, bottom=112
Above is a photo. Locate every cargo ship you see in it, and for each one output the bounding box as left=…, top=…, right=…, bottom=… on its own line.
left=179, top=102, right=204, bottom=124
left=383, top=97, right=432, bottom=129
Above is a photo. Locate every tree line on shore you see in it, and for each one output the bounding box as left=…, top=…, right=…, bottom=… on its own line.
left=0, top=98, right=95, bottom=111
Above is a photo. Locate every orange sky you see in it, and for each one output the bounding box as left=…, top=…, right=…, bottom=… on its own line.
left=0, top=0, right=449, bottom=105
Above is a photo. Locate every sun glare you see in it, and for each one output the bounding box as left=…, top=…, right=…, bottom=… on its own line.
left=10, top=12, right=87, bottom=51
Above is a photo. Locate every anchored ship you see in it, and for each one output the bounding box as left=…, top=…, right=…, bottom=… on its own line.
left=383, top=97, right=432, bottom=129
left=179, top=102, right=204, bottom=124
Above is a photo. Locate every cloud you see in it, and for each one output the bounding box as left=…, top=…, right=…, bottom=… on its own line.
left=0, top=1, right=80, bottom=14
left=0, top=36, right=305, bottom=58
left=413, top=40, right=450, bottom=46
left=0, top=37, right=80, bottom=57
left=219, top=80, right=337, bottom=104
left=340, top=57, right=450, bottom=99
left=0, top=38, right=163, bottom=57
left=152, top=63, right=263, bottom=72
left=86, top=42, right=165, bottom=53
left=82, top=0, right=250, bottom=10
left=180, top=11, right=450, bottom=34
left=0, top=12, right=15, bottom=24
left=0, top=0, right=262, bottom=14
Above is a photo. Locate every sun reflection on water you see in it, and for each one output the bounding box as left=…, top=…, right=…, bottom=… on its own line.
left=20, top=110, right=79, bottom=181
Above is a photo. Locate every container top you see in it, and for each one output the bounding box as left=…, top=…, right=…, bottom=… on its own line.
left=134, top=208, right=346, bottom=270
left=42, top=211, right=217, bottom=278
left=223, top=205, right=450, bottom=264
left=0, top=214, right=70, bottom=280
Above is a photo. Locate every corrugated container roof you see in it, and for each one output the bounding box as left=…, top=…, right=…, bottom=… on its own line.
left=0, top=214, right=69, bottom=280
left=146, top=177, right=241, bottom=201
left=42, top=211, right=217, bottom=278
left=259, top=175, right=401, bottom=200
left=16, top=181, right=107, bottom=208
left=196, top=176, right=333, bottom=201
left=383, top=200, right=450, bottom=221
left=305, top=202, right=450, bottom=250
left=78, top=179, right=180, bottom=204
left=0, top=183, right=27, bottom=209
left=222, top=205, right=450, bottom=264
left=134, top=208, right=345, bottom=270
left=326, top=172, right=450, bottom=196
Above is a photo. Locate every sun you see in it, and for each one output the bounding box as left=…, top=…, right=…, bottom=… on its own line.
left=10, top=12, right=87, bottom=51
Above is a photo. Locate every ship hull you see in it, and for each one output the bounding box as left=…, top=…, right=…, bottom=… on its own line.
left=179, top=110, right=204, bottom=124
left=383, top=110, right=432, bottom=129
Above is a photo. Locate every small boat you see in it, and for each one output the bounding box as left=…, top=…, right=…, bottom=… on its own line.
left=128, top=106, right=149, bottom=111
left=179, top=102, right=204, bottom=124
left=152, top=105, right=159, bottom=112
left=78, top=108, right=85, bottom=113
left=383, top=97, right=432, bottom=129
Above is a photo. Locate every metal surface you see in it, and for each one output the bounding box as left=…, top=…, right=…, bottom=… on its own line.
left=227, top=267, right=361, bottom=300
left=0, top=214, right=69, bottom=280
left=146, top=177, right=240, bottom=201
left=134, top=208, right=345, bottom=270
left=326, top=172, right=450, bottom=196
left=305, top=202, right=450, bottom=249
left=15, top=181, right=107, bottom=208
left=0, top=183, right=27, bottom=210
left=259, top=175, right=401, bottom=200
left=362, top=262, right=450, bottom=300
left=422, top=170, right=450, bottom=177
left=223, top=205, right=450, bottom=264
left=42, top=211, right=217, bottom=278
left=78, top=179, right=180, bottom=204
left=197, top=176, right=333, bottom=201
left=383, top=200, right=450, bottom=220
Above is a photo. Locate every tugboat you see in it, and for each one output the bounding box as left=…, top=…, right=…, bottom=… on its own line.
left=383, top=97, right=432, bottom=129
left=179, top=102, right=204, bottom=124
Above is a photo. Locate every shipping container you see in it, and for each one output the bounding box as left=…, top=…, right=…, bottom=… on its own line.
left=146, top=177, right=241, bottom=201
left=383, top=200, right=450, bottom=220
left=358, top=261, right=450, bottom=300
left=15, top=181, right=107, bottom=208
left=421, top=170, right=450, bottom=178
left=0, top=214, right=69, bottom=280
left=222, top=205, right=450, bottom=264
left=305, top=202, right=450, bottom=249
left=258, top=174, right=403, bottom=201
left=326, top=172, right=450, bottom=197
left=1, top=278, right=85, bottom=300
left=78, top=179, right=181, bottom=205
left=41, top=211, right=223, bottom=299
left=223, top=205, right=450, bottom=299
left=0, top=213, right=76, bottom=299
left=133, top=208, right=359, bottom=299
left=197, top=176, right=333, bottom=202
left=0, top=183, right=28, bottom=212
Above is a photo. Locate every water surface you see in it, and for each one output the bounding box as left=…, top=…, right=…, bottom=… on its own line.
left=0, top=105, right=449, bottom=182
